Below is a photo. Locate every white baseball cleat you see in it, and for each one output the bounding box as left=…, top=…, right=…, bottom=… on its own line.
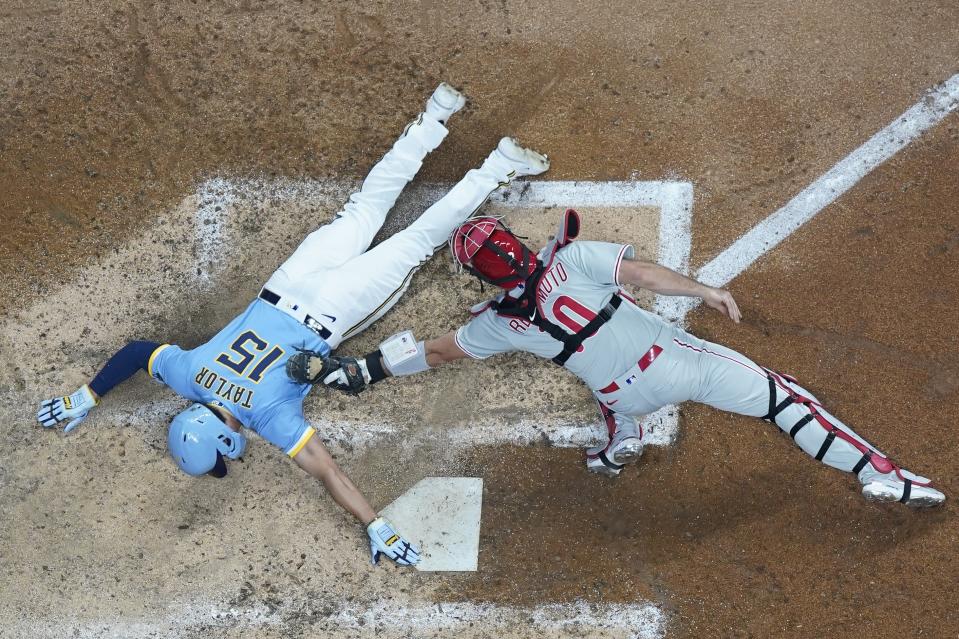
left=425, top=82, right=466, bottom=124
left=494, top=136, right=550, bottom=177
left=586, top=454, right=623, bottom=477
left=860, top=467, right=945, bottom=508
left=610, top=436, right=644, bottom=464
left=585, top=436, right=644, bottom=477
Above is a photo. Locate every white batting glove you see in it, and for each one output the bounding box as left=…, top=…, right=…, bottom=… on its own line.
left=37, top=384, right=99, bottom=433
left=366, top=517, right=421, bottom=567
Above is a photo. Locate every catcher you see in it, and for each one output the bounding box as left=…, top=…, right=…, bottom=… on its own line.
left=308, top=208, right=945, bottom=507
left=36, top=83, right=552, bottom=565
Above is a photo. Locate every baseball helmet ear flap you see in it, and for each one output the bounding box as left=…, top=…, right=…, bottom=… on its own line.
left=167, top=403, right=247, bottom=478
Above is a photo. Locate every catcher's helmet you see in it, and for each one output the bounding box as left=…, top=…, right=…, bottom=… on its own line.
left=167, top=403, right=247, bottom=478
left=449, top=216, right=537, bottom=288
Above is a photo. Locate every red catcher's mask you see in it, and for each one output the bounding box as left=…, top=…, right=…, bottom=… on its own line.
left=450, top=217, right=537, bottom=289
left=472, top=229, right=537, bottom=288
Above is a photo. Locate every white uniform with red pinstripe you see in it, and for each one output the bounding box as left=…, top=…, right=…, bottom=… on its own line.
left=456, top=241, right=944, bottom=506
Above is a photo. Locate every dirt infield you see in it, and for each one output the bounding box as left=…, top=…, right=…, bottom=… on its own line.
left=2, top=1, right=958, bottom=638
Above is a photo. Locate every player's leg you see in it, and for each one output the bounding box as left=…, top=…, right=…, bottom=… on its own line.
left=586, top=401, right=644, bottom=476
left=322, top=137, right=549, bottom=347
left=265, top=84, right=466, bottom=294
left=676, top=331, right=945, bottom=507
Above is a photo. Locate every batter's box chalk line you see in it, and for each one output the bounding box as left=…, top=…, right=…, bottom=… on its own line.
left=18, top=597, right=666, bottom=639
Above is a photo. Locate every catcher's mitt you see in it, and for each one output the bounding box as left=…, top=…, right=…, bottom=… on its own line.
left=323, top=356, right=368, bottom=395
left=286, top=349, right=337, bottom=384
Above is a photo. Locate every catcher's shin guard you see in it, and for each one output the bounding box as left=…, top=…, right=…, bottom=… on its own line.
left=586, top=402, right=644, bottom=477
left=762, top=369, right=944, bottom=507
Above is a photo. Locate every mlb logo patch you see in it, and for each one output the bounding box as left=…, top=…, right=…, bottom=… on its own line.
left=625, top=375, right=637, bottom=385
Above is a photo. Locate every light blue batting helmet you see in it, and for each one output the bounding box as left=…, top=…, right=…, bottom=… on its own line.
left=167, top=403, right=247, bottom=478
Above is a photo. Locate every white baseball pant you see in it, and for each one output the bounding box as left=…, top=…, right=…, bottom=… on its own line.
left=263, top=114, right=518, bottom=349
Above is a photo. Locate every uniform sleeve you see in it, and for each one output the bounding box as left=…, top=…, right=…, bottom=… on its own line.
left=454, top=310, right=517, bottom=360
left=88, top=340, right=160, bottom=397
left=256, top=402, right=316, bottom=457
left=559, top=241, right=635, bottom=286
left=148, top=344, right=203, bottom=402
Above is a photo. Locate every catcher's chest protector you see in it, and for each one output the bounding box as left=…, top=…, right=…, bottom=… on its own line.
left=484, top=209, right=622, bottom=366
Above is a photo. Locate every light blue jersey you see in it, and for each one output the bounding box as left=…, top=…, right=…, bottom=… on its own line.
left=148, top=299, right=330, bottom=455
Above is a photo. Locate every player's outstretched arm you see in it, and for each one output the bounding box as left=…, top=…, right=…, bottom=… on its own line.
left=289, top=330, right=467, bottom=395
left=332, top=330, right=466, bottom=391
left=293, top=436, right=378, bottom=522
left=424, top=331, right=469, bottom=366
left=292, top=435, right=421, bottom=566
left=618, top=259, right=741, bottom=323
left=37, top=340, right=162, bottom=432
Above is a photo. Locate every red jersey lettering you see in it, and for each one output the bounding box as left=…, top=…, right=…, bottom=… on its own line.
left=508, top=317, right=532, bottom=333
left=552, top=295, right=598, bottom=354
left=536, top=261, right=569, bottom=303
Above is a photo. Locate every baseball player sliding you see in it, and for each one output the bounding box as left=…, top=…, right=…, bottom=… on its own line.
left=312, top=208, right=945, bottom=507
left=36, top=83, right=551, bottom=565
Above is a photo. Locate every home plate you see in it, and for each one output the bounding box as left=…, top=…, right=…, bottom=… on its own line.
left=380, top=477, right=483, bottom=572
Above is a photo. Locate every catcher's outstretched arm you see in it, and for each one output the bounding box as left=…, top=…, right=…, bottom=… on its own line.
left=618, top=258, right=712, bottom=297
left=363, top=330, right=465, bottom=380
left=424, top=331, right=468, bottom=366
left=319, top=330, right=467, bottom=394
left=619, top=259, right=741, bottom=323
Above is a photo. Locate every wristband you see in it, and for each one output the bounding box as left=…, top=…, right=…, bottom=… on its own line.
left=363, top=350, right=388, bottom=384
left=381, top=341, right=430, bottom=377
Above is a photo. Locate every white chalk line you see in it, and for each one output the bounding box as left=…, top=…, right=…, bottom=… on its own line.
left=118, top=394, right=678, bottom=454
left=685, top=73, right=959, bottom=314
left=327, top=599, right=665, bottom=638
left=83, top=179, right=683, bottom=635
left=18, top=598, right=665, bottom=639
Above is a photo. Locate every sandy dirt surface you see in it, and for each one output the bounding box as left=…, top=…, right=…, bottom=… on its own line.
left=2, top=1, right=958, bottom=637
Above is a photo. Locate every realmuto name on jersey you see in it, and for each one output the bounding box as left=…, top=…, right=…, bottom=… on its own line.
left=535, top=261, right=569, bottom=303
left=505, top=259, right=600, bottom=343
left=503, top=260, right=571, bottom=335
left=193, top=367, right=255, bottom=409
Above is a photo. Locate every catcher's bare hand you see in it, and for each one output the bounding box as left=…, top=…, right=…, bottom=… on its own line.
left=702, top=287, right=742, bottom=323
